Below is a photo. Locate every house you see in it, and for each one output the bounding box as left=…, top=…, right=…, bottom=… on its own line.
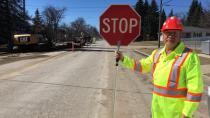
left=182, top=26, right=210, bottom=41
left=160, top=26, right=210, bottom=41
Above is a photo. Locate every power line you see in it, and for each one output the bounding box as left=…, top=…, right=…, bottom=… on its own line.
left=26, top=4, right=190, bottom=10
left=26, top=4, right=107, bottom=9
left=164, top=5, right=190, bottom=7
left=26, top=5, right=107, bottom=13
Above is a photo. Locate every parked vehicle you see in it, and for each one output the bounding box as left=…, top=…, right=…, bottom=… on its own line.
left=13, top=34, right=44, bottom=50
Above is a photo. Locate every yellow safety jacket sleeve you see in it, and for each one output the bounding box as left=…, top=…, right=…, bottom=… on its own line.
left=182, top=52, right=204, bottom=117
left=121, top=50, right=157, bottom=73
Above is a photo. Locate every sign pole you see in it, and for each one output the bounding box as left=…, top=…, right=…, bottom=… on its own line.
left=208, top=86, right=210, bottom=116
left=112, top=40, right=121, bottom=118
left=116, top=40, right=121, bottom=66
left=112, top=41, right=119, bottom=118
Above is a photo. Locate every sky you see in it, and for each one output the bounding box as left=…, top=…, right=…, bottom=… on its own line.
left=26, top=0, right=209, bottom=30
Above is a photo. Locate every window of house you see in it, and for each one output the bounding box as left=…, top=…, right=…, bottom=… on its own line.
left=206, top=32, right=210, bottom=36
left=193, top=32, right=197, bottom=37
left=199, top=32, right=202, bottom=37
left=185, top=32, right=191, bottom=38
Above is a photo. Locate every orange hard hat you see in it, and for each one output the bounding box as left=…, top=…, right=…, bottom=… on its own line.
left=161, top=16, right=183, bottom=32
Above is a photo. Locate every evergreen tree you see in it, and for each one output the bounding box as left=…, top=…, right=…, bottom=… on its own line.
left=187, top=0, right=197, bottom=26
left=161, top=9, right=166, bottom=27
left=135, top=0, right=144, bottom=41
left=0, top=0, right=10, bottom=44
left=169, top=9, right=174, bottom=17
left=32, top=9, right=43, bottom=34
left=195, top=2, right=204, bottom=26
left=143, top=0, right=150, bottom=40
left=186, top=0, right=203, bottom=26
left=134, top=0, right=162, bottom=41
left=144, top=0, right=149, bottom=15
left=199, top=6, right=210, bottom=28
left=149, top=0, right=159, bottom=40
left=135, top=0, right=144, bottom=17
left=0, top=0, right=30, bottom=51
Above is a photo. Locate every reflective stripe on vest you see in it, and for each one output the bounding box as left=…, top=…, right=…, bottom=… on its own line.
left=152, top=49, right=162, bottom=76
left=167, top=47, right=192, bottom=89
left=186, top=92, right=202, bottom=102
left=134, top=59, right=142, bottom=72
left=152, top=49, right=158, bottom=70
left=154, top=49, right=162, bottom=63
left=153, top=85, right=187, bottom=98
left=154, top=85, right=202, bottom=100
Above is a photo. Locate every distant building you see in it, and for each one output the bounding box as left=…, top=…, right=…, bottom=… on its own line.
left=160, top=26, right=210, bottom=41
left=182, top=26, right=210, bottom=41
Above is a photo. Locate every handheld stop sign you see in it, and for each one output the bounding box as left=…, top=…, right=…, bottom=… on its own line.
left=100, top=4, right=141, bottom=66
left=100, top=5, right=141, bottom=46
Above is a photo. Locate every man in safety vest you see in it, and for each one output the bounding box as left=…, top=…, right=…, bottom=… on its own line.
left=116, top=16, right=203, bottom=118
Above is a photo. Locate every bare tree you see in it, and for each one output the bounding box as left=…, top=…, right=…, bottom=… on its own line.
left=85, top=25, right=100, bottom=39
left=43, top=6, right=66, bottom=46
left=70, top=17, right=87, bottom=37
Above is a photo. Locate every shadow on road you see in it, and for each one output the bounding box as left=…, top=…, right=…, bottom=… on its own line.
left=0, top=44, right=73, bottom=56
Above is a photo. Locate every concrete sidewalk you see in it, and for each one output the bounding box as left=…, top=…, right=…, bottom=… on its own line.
left=199, top=53, right=210, bottom=59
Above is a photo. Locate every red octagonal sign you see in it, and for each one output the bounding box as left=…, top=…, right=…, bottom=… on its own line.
left=100, top=5, right=141, bottom=46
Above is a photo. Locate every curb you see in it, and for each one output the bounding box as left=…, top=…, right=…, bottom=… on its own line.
left=203, top=74, right=210, bottom=80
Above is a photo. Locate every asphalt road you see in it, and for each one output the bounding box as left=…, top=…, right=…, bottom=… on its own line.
left=0, top=40, right=208, bottom=118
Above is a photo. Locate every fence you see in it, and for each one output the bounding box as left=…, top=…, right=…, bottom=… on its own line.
left=182, top=37, right=210, bottom=52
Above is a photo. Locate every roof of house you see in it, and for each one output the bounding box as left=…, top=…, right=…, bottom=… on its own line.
left=183, top=26, right=210, bottom=32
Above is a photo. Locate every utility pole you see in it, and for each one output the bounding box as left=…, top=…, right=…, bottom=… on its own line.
left=23, top=0, right=25, bottom=21
left=158, top=0, right=163, bottom=48
left=158, top=0, right=172, bottom=48
left=23, top=0, right=26, bottom=32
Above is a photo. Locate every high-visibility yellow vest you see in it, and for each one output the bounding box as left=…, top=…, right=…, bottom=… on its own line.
left=121, top=42, right=203, bottom=118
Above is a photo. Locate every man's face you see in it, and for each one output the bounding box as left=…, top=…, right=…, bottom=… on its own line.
left=162, top=30, right=181, bottom=50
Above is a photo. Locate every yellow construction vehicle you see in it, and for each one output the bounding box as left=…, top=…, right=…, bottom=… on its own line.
left=13, top=34, right=43, bottom=49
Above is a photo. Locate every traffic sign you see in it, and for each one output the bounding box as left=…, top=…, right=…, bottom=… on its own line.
left=100, top=5, right=141, bottom=46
